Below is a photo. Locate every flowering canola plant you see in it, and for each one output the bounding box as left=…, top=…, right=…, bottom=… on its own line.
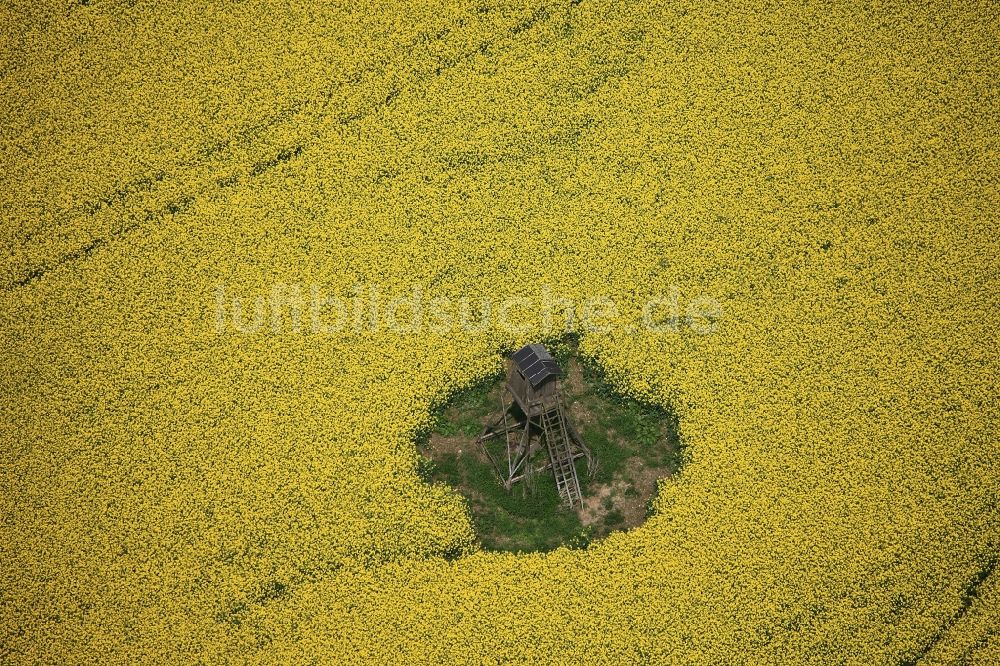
left=2, top=0, right=998, bottom=663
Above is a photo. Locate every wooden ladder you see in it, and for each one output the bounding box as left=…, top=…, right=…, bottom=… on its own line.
left=540, top=407, right=582, bottom=507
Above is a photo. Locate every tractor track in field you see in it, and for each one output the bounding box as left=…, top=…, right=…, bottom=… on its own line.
left=904, top=554, right=998, bottom=666
left=4, top=2, right=576, bottom=293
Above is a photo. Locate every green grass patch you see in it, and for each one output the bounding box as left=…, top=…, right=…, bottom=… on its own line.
left=418, top=336, right=684, bottom=552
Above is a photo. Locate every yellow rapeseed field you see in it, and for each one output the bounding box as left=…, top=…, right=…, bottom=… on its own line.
left=2, top=0, right=998, bottom=663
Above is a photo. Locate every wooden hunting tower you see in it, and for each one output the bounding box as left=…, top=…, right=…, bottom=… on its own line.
left=477, top=344, right=593, bottom=507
